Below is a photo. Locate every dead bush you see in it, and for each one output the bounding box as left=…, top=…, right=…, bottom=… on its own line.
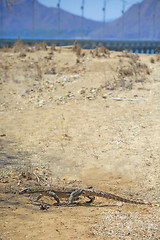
left=136, top=62, right=150, bottom=75
left=119, top=65, right=134, bottom=77
left=115, top=55, right=150, bottom=90
left=72, top=40, right=82, bottom=56
left=1, top=45, right=10, bottom=52
left=120, top=52, right=139, bottom=63
left=90, top=46, right=110, bottom=58
left=150, top=57, right=155, bottom=63
left=13, top=37, right=24, bottom=52
left=34, top=42, right=47, bottom=51
left=51, top=44, right=56, bottom=51
left=35, top=63, right=43, bottom=81
left=99, top=46, right=110, bottom=56
left=24, top=44, right=34, bottom=53
left=156, top=54, right=160, bottom=62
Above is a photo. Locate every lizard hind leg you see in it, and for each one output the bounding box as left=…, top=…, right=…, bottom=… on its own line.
left=68, top=189, right=95, bottom=205
left=68, top=189, right=83, bottom=205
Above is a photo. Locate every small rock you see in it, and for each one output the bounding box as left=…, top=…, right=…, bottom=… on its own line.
left=90, top=88, right=97, bottom=93
left=73, top=74, right=80, bottom=80
left=21, top=89, right=28, bottom=94
left=19, top=52, right=26, bottom=58
left=44, top=68, right=56, bottom=75
left=102, top=94, right=108, bottom=99
left=62, top=76, right=69, bottom=82
left=79, top=89, right=86, bottom=95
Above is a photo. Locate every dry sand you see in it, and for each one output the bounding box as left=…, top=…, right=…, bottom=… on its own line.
left=0, top=44, right=160, bottom=239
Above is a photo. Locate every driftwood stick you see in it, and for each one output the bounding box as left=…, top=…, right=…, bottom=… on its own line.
left=111, top=98, right=143, bottom=102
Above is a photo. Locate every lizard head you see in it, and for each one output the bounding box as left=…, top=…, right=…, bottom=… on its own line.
left=19, top=187, right=32, bottom=194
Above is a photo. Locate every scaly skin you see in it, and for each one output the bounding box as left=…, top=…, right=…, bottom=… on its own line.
left=19, top=187, right=159, bottom=206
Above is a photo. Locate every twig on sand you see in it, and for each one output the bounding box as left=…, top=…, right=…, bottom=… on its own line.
left=111, top=98, right=143, bottom=102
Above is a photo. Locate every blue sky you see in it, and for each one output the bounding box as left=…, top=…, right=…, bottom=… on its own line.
left=38, top=0, right=143, bottom=21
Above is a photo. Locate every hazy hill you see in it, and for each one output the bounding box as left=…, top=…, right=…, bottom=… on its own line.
left=1, top=0, right=160, bottom=40
left=2, top=0, right=101, bottom=38
left=91, top=0, right=160, bottom=40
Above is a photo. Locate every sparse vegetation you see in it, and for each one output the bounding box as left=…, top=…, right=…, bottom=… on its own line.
left=90, top=46, right=110, bottom=58
left=1, top=45, right=10, bottom=52
left=0, top=44, right=159, bottom=240
left=35, top=62, right=43, bottom=81
left=114, top=52, right=150, bottom=89
left=156, top=54, right=160, bottom=62
left=13, top=36, right=24, bottom=52
left=34, top=42, right=47, bottom=51
left=150, top=57, right=155, bottom=63
left=72, top=40, right=82, bottom=56
left=51, top=44, right=56, bottom=51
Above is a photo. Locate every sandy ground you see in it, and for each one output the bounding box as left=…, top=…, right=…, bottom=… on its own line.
left=0, top=43, right=160, bottom=239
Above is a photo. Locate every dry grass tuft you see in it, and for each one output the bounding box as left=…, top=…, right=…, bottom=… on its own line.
left=120, top=52, right=139, bottom=62
left=13, top=37, right=24, bottom=52
left=136, top=62, right=150, bottom=75
left=34, top=42, right=47, bottom=51
left=115, top=53, right=150, bottom=90
left=156, top=54, right=160, bottom=62
left=72, top=40, right=82, bottom=56
left=150, top=57, right=155, bottom=64
left=90, top=46, right=110, bottom=58
left=1, top=45, right=10, bottom=52
left=35, top=62, right=43, bottom=81
left=51, top=44, right=56, bottom=51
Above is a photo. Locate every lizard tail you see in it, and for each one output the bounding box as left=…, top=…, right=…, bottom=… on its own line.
left=83, top=189, right=146, bottom=205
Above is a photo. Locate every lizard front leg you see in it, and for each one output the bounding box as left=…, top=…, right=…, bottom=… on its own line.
left=33, top=191, right=60, bottom=204
left=33, top=193, right=43, bottom=202
left=47, top=191, right=60, bottom=204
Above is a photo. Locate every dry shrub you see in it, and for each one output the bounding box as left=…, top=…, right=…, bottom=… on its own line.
left=117, top=65, right=134, bottom=89
left=130, top=53, right=139, bottom=63
left=136, top=62, right=150, bottom=75
left=51, top=44, right=56, bottom=51
left=76, top=58, right=80, bottom=64
left=76, top=45, right=82, bottom=56
left=1, top=45, right=10, bottom=52
left=120, top=52, right=139, bottom=63
left=34, top=43, right=41, bottom=51
left=13, top=36, right=24, bottom=52
left=156, top=54, right=160, bottom=62
left=90, top=46, right=110, bottom=58
left=150, top=57, right=155, bottom=63
left=57, top=47, right=62, bottom=53
left=72, top=40, right=82, bottom=56
left=115, top=54, right=150, bottom=90
left=119, top=65, right=134, bottom=77
left=118, top=78, right=133, bottom=90
left=24, top=44, right=34, bottom=53
left=99, top=46, right=110, bottom=56
left=35, top=42, right=47, bottom=51
left=18, top=52, right=26, bottom=58
left=18, top=166, right=51, bottom=187
left=35, top=62, right=43, bottom=81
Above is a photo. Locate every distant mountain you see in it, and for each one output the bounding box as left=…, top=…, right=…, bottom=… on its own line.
left=1, top=0, right=160, bottom=40
left=91, top=0, right=160, bottom=40
left=2, top=0, right=101, bottom=38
